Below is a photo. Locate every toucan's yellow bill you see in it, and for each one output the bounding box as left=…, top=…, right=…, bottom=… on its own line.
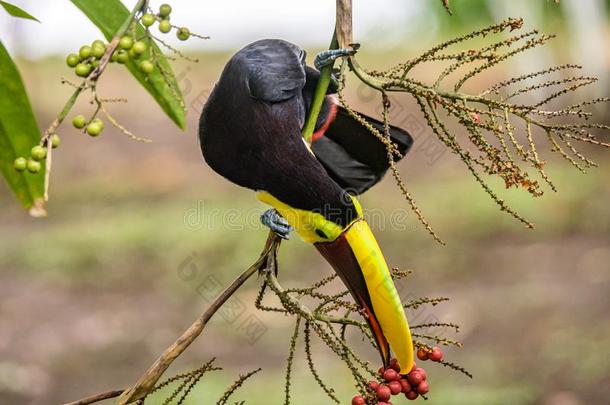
left=316, top=219, right=414, bottom=374
left=256, top=191, right=414, bottom=373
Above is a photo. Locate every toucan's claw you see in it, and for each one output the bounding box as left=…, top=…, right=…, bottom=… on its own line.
left=261, top=209, right=294, bottom=239
left=314, top=47, right=356, bottom=70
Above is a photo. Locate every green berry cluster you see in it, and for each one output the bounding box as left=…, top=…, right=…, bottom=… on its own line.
left=66, top=35, right=155, bottom=76
left=66, top=39, right=109, bottom=78
left=117, top=34, right=156, bottom=73
left=72, top=114, right=105, bottom=137
left=65, top=3, right=195, bottom=79
left=13, top=135, right=60, bottom=174
left=142, top=4, right=190, bottom=41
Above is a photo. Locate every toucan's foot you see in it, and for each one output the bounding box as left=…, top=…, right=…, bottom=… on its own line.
left=261, top=209, right=293, bottom=240
left=314, top=47, right=357, bottom=70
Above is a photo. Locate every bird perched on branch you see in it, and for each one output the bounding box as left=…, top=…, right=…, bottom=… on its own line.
left=199, top=39, right=416, bottom=373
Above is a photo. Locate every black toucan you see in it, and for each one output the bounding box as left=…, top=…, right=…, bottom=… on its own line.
left=199, top=39, right=415, bottom=373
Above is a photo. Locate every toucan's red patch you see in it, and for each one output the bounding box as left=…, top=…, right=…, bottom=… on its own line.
left=311, top=98, right=339, bottom=142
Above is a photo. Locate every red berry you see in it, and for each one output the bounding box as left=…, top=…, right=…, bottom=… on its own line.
left=352, top=395, right=366, bottom=405
left=405, top=390, right=419, bottom=400
left=376, top=385, right=391, bottom=401
left=417, top=381, right=430, bottom=395
left=399, top=378, right=411, bottom=393
left=413, top=367, right=427, bottom=380
left=388, top=380, right=402, bottom=395
left=378, top=403, right=389, bottom=405
left=429, top=347, right=443, bottom=362
left=417, top=347, right=429, bottom=361
left=389, top=358, right=401, bottom=372
left=472, top=113, right=481, bottom=123
left=378, top=366, right=385, bottom=376
left=383, top=369, right=399, bottom=382
left=407, top=372, right=424, bottom=386
left=368, top=380, right=380, bottom=391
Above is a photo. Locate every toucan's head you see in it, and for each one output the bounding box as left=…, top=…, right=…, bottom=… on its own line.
left=257, top=191, right=415, bottom=374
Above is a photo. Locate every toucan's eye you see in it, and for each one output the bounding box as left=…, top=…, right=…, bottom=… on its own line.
left=315, top=229, right=328, bottom=239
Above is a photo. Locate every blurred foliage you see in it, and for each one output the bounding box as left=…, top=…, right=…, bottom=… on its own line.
left=1, top=2, right=610, bottom=403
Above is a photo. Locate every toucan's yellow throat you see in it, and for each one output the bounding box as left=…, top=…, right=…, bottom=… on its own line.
left=257, top=191, right=415, bottom=374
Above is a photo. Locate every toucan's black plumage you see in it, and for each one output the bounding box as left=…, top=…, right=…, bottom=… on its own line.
left=200, top=39, right=356, bottom=227
left=199, top=39, right=416, bottom=373
left=199, top=39, right=412, bottom=226
left=312, top=107, right=413, bottom=194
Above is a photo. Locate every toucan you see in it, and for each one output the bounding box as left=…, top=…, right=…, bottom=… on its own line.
left=199, top=39, right=416, bottom=374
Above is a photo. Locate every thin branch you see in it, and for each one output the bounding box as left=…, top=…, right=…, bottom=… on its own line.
left=117, top=231, right=281, bottom=404
left=62, top=390, right=125, bottom=405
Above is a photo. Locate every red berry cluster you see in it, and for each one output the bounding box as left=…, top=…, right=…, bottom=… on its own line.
left=351, top=352, right=442, bottom=405
left=416, top=346, right=444, bottom=363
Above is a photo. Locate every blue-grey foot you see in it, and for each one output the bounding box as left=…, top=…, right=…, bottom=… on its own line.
left=314, top=47, right=357, bottom=70
left=261, top=209, right=294, bottom=240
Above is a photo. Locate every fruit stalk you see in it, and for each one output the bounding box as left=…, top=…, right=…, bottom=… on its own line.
left=40, top=0, right=149, bottom=200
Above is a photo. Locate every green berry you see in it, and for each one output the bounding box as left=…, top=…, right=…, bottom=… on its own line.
left=79, top=45, right=92, bottom=60
left=132, top=41, right=147, bottom=55
left=176, top=27, right=190, bottom=41
left=141, top=13, right=156, bottom=27
left=66, top=53, right=80, bottom=67
left=110, top=51, right=119, bottom=62
left=30, top=145, right=47, bottom=161
left=50, top=134, right=61, bottom=149
left=91, top=60, right=100, bottom=69
left=158, top=19, right=171, bottom=34
left=139, top=60, right=154, bottom=74
left=75, top=63, right=92, bottom=77
left=92, top=44, right=106, bottom=58
left=73, top=115, right=87, bottom=129
left=116, top=50, right=129, bottom=64
left=92, top=39, right=105, bottom=48
left=26, top=159, right=41, bottom=174
left=86, top=121, right=103, bottom=137
left=159, top=4, right=172, bottom=18
left=119, top=36, right=134, bottom=50
left=128, top=48, right=141, bottom=60
left=13, top=157, right=27, bottom=172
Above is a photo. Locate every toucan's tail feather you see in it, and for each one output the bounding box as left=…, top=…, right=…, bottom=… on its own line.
left=311, top=106, right=413, bottom=195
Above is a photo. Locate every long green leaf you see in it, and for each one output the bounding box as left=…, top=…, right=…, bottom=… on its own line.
left=0, top=41, right=46, bottom=216
left=0, top=1, right=39, bottom=22
left=70, top=0, right=186, bottom=129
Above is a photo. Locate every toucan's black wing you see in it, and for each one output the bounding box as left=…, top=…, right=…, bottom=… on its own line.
left=311, top=106, right=413, bottom=194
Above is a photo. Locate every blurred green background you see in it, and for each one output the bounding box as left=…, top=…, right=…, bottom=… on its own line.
left=1, top=1, right=609, bottom=404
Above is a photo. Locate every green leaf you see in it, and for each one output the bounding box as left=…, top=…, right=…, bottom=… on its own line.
left=0, top=1, right=39, bottom=22
left=70, top=0, right=187, bottom=129
left=0, top=41, right=46, bottom=216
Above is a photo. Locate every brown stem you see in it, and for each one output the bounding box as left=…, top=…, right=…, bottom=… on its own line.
left=117, top=231, right=281, bottom=404
left=61, top=390, right=125, bottom=405
left=335, top=0, right=353, bottom=48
